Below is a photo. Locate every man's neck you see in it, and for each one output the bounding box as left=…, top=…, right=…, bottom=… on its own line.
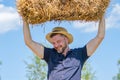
left=62, top=46, right=70, bottom=56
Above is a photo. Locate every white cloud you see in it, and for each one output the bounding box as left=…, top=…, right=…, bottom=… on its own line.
left=0, top=4, right=21, bottom=34
left=73, top=4, right=120, bottom=33
left=106, top=4, right=120, bottom=29
left=73, top=21, right=98, bottom=33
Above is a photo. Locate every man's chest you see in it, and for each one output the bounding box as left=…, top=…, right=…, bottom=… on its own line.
left=48, top=53, right=82, bottom=80
left=49, top=52, right=81, bottom=70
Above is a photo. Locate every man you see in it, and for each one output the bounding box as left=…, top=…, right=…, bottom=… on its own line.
left=23, top=16, right=105, bottom=80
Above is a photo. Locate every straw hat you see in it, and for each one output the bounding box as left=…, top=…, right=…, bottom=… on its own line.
left=46, top=27, right=73, bottom=44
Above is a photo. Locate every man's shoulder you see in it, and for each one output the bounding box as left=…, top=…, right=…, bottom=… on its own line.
left=71, top=46, right=85, bottom=51
left=44, top=47, right=57, bottom=53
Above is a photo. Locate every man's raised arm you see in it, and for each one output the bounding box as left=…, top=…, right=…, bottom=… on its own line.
left=86, top=16, right=105, bottom=56
left=23, top=20, right=44, bottom=59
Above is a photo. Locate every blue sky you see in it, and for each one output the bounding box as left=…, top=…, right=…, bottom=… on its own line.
left=0, top=0, right=120, bottom=80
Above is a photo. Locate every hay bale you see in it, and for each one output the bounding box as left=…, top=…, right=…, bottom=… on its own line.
left=16, top=0, right=110, bottom=24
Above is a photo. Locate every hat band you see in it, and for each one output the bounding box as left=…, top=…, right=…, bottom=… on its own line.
left=53, top=30, right=60, bottom=32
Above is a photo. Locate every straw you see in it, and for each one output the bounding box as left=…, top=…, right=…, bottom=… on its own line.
left=16, top=0, right=110, bottom=24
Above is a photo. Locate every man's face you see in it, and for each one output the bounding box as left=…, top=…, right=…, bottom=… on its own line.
left=51, top=34, right=68, bottom=53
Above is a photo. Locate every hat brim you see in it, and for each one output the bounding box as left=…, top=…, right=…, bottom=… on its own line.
left=46, top=31, right=73, bottom=44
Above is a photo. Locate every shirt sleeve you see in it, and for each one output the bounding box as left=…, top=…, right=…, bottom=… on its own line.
left=43, top=47, right=52, bottom=63
left=79, top=45, right=89, bottom=67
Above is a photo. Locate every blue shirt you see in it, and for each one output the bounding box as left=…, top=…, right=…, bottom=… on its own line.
left=43, top=45, right=89, bottom=80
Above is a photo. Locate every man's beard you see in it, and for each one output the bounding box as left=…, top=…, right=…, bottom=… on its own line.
left=57, top=41, right=68, bottom=54
left=57, top=45, right=67, bottom=53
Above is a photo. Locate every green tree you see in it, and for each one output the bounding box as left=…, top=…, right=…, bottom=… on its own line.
left=113, top=60, right=120, bottom=80
left=81, top=62, right=96, bottom=80
left=25, top=55, right=47, bottom=80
